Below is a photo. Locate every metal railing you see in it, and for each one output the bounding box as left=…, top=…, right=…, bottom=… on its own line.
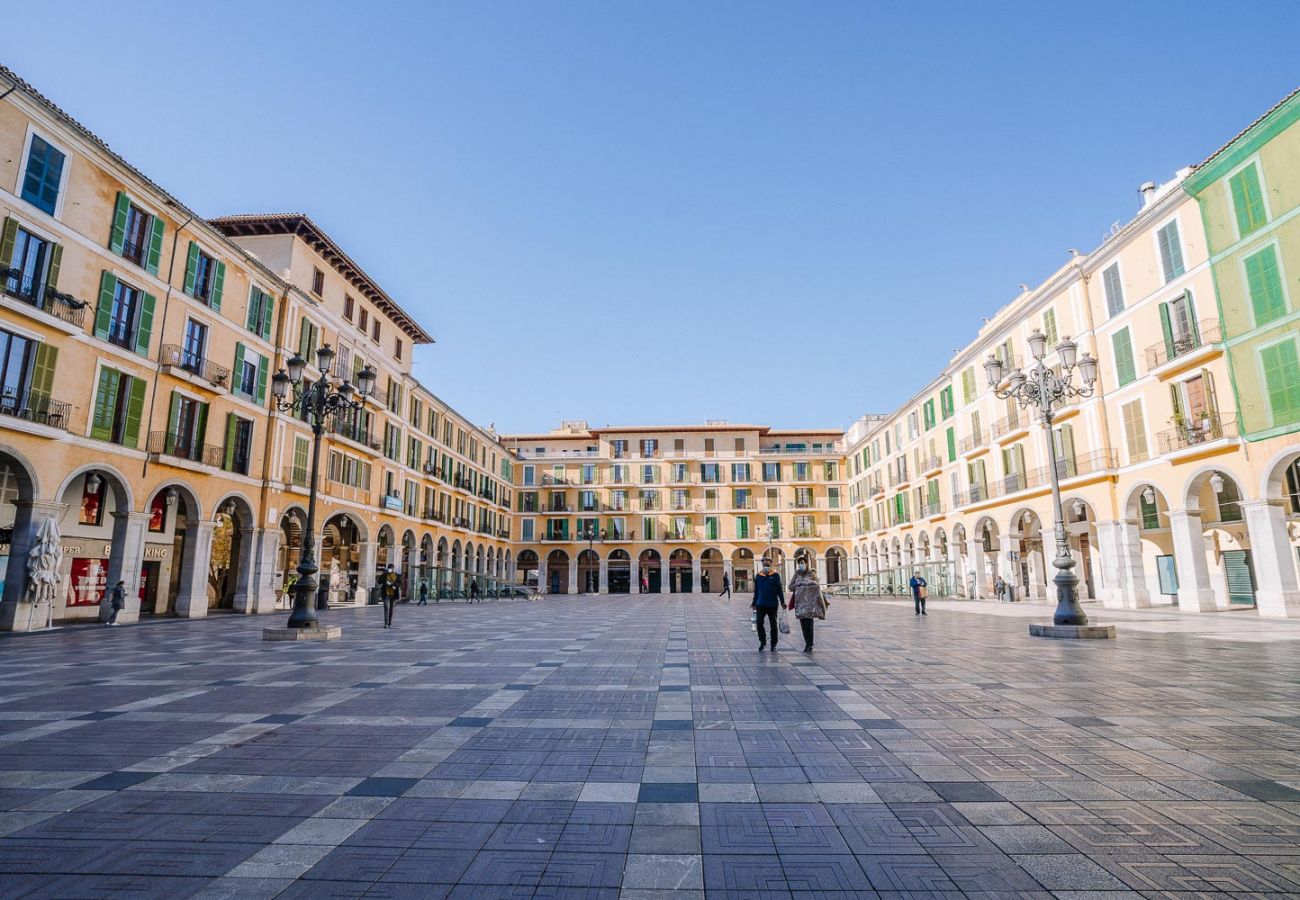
left=993, top=409, right=1026, bottom=438
left=159, top=344, right=231, bottom=389
left=921, top=455, right=944, bottom=473
left=0, top=269, right=88, bottom=327
left=960, top=429, right=988, bottom=453
left=920, top=500, right=944, bottom=518
left=1157, top=412, right=1238, bottom=453
left=331, top=418, right=382, bottom=452
left=1144, top=318, right=1222, bottom=369
left=147, top=431, right=224, bottom=467
left=0, top=390, right=71, bottom=431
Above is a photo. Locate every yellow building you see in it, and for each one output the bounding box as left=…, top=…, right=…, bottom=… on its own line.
left=502, top=422, right=847, bottom=594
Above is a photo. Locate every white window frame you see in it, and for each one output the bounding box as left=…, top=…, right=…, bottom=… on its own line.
left=1118, top=396, right=1150, bottom=466
left=1254, top=332, right=1300, bottom=428
left=1237, top=238, right=1291, bottom=329
left=1224, top=154, right=1272, bottom=243
left=1150, top=213, right=1186, bottom=285
left=1101, top=260, right=1125, bottom=318
left=15, top=127, right=72, bottom=220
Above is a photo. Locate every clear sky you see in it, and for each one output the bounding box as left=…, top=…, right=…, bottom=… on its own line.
left=4, top=1, right=1298, bottom=434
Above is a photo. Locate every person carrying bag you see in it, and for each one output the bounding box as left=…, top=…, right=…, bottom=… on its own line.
left=788, top=558, right=828, bottom=653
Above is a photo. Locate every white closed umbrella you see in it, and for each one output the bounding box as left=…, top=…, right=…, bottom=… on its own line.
left=26, top=516, right=63, bottom=630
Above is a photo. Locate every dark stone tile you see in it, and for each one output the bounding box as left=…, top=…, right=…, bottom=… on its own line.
left=638, top=782, right=698, bottom=803
left=347, top=777, right=419, bottom=797
left=75, top=771, right=155, bottom=791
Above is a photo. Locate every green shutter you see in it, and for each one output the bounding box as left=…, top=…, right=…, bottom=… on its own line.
left=195, top=402, right=209, bottom=446
left=124, top=376, right=145, bottom=448
left=210, top=261, right=225, bottom=311
left=298, top=316, right=310, bottom=357
left=1261, top=341, right=1300, bottom=424
left=30, top=343, right=57, bottom=399
left=1112, top=328, right=1136, bottom=386
left=309, top=323, right=318, bottom=358
left=90, top=368, right=120, bottom=441
left=223, top=413, right=238, bottom=471
left=945, top=426, right=956, bottom=462
left=94, top=271, right=116, bottom=339
left=1244, top=246, right=1286, bottom=326
left=0, top=217, right=17, bottom=263
left=246, top=288, right=259, bottom=333
left=45, top=243, right=62, bottom=289
left=165, top=393, right=181, bottom=454
left=1169, top=383, right=1185, bottom=425
left=1159, top=302, right=1174, bottom=360
left=233, top=342, right=246, bottom=394
left=135, top=292, right=155, bottom=356
left=261, top=293, right=274, bottom=340
left=145, top=215, right=165, bottom=275
left=1229, top=163, right=1267, bottom=236
left=255, top=353, right=268, bottom=405
left=293, top=437, right=309, bottom=472
left=108, top=192, right=130, bottom=255
left=182, top=241, right=199, bottom=295
left=1202, top=367, right=1219, bottom=418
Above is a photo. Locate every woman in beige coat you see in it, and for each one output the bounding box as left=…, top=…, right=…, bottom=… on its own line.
left=787, top=558, right=828, bottom=652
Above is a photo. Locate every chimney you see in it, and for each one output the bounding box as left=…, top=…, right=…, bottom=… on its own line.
left=1138, top=181, right=1158, bottom=208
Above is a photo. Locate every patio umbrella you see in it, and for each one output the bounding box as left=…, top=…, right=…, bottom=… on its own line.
left=26, top=515, right=63, bottom=630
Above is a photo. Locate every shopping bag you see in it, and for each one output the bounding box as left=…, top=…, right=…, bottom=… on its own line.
left=778, top=608, right=790, bottom=635
left=750, top=609, right=757, bottom=631
left=918, top=586, right=928, bottom=600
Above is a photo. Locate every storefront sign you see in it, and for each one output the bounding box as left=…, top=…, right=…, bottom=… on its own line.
left=383, top=495, right=404, bottom=512
left=67, top=557, right=108, bottom=607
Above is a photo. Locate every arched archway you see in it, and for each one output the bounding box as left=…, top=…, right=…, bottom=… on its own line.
left=607, top=549, right=631, bottom=594
left=53, top=467, right=137, bottom=623
left=1062, top=497, right=1100, bottom=601
left=974, top=517, right=999, bottom=599
left=209, top=493, right=256, bottom=613
left=668, top=548, right=692, bottom=593
left=418, top=534, right=434, bottom=601
left=578, top=549, right=600, bottom=593
left=1010, top=508, right=1047, bottom=601
left=376, top=524, right=395, bottom=577
left=321, top=513, right=363, bottom=605
left=1181, top=467, right=1253, bottom=610
left=0, top=450, right=43, bottom=631
left=1254, top=452, right=1300, bottom=617
left=730, top=547, right=753, bottom=592
left=400, top=529, right=417, bottom=599
left=546, top=549, right=570, bottom=594
left=516, top=549, right=539, bottom=589
left=278, top=506, right=306, bottom=609
left=825, top=546, right=846, bottom=584
left=638, top=549, right=662, bottom=593
left=700, top=548, right=723, bottom=593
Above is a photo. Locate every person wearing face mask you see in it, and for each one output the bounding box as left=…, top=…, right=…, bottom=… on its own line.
left=788, top=556, right=828, bottom=653
left=751, top=557, right=785, bottom=651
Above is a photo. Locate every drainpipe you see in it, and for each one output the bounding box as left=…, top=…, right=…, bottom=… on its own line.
left=141, top=206, right=194, bottom=478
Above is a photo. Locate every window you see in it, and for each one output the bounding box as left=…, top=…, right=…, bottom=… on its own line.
left=298, top=317, right=319, bottom=360
left=1121, top=400, right=1148, bottom=463
left=0, top=328, right=34, bottom=409
left=1260, top=339, right=1300, bottom=425
left=731, top=462, right=750, bottom=481
left=1139, top=492, right=1160, bottom=530
left=521, top=519, right=535, bottom=542
left=359, top=308, right=369, bottom=332
left=1112, top=328, right=1136, bottom=386
left=94, top=273, right=155, bottom=355
left=705, top=517, right=719, bottom=540
left=611, top=439, right=627, bottom=458
left=344, top=295, right=354, bottom=321
left=642, top=464, right=656, bottom=484
left=939, top=385, right=955, bottom=419
left=223, top=415, right=254, bottom=475
left=165, top=392, right=209, bottom=461
left=1243, top=244, right=1287, bottom=326
left=181, top=319, right=207, bottom=371
left=371, top=319, right=380, bottom=343
left=736, top=516, right=749, bottom=539
left=734, top=437, right=745, bottom=452
left=1102, top=263, right=1124, bottom=317
left=1156, top=220, right=1185, bottom=282
left=108, top=194, right=164, bottom=274
left=183, top=243, right=225, bottom=308
left=961, top=367, right=976, bottom=404
left=642, top=517, right=655, bottom=540
left=701, top=463, right=720, bottom=482
left=21, top=134, right=66, bottom=216
left=922, top=399, right=936, bottom=431
left=640, top=438, right=658, bottom=457
left=3, top=223, right=55, bottom=304
left=246, top=286, right=274, bottom=341
left=763, top=462, right=781, bottom=482
left=1228, top=161, right=1268, bottom=237
left=311, top=267, right=324, bottom=296
left=1042, top=308, right=1058, bottom=346
left=394, top=337, right=402, bottom=361
left=945, top=426, right=956, bottom=462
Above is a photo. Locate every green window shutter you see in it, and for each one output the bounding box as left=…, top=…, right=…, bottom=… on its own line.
left=293, top=437, right=309, bottom=472
left=945, top=426, right=956, bottom=462
left=1229, top=163, right=1267, bottom=236
left=1244, top=246, right=1286, bottom=326
left=195, top=402, right=209, bottom=446
left=256, top=353, right=268, bottom=405
left=145, top=215, right=165, bottom=275
left=0, top=217, right=17, bottom=263
left=1261, top=341, right=1300, bottom=423
left=223, top=413, right=238, bottom=471
left=94, top=271, right=117, bottom=339
left=1112, top=328, right=1136, bottom=386
left=298, top=317, right=309, bottom=357
left=233, top=342, right=246, bottom=394
left=165, top=393, right=181, bottom=454
left=135, top=292, right=156, bottom=356
left=183, top=241, right=199, bottom=296
left=1043, top=308, right=1058, bottom=346
left=1159, top=303, right=1174, bottom=359
left=262, top=293, right=274, bottom=341
left=245, top=288, right=259, bottom=333
left=1103, top=264, right=1124, bottom=316
left=90, top=368, right=120, bottom=441
left=1157, top=222, right=1184, bottom=281
left=45, top=243, right=62, bottom=290
left=108, top=192, right=130, bottom=255
left=210, top=261, right=225, bottom=312
left=1202, top=368, right=1220, bottom=417
left=30, top=343, right=57, bottom=399
left=124, top=376, right=146, bottom=448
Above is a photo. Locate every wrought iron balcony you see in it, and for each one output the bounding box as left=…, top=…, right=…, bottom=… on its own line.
left=959, top=429, right=988, bottom=453
left=330, top=418, right=382, bottom=452
left=147, top=431, right=224, bottom=467
left=992, top=409, right=1026, bottom=438
left=1157, top=412, right=1238, bottom=453
left=0, top=389, right=71, bottom=431
left=0, top=268, right=88, bottom=328
left=1144, top=319, right=1222, bottom=370
left=159, top=344, right=231, bottom=389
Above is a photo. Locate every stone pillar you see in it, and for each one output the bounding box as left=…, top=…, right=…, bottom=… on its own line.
left=567, top=558, right=578, bottom=594
left=356, top=541, right=377, bottom=602
left=105, top=512, right=150, bottom=624
left=1095, top=520, right=1150, bottom=610
left=1168, top=510, right=1217, bottom=613
left=243, top=527, right=280, bottom=614
left=598, top=557, right=609, bottom=594
left=174, top=520, right=215, bottom=619
left=0, top=500, right=67, bottom=632
left=1242, top=499, right=1300, bottom=618
left=815, top=553, right=828, bottom=583
left=998, top=534, right=1018, bottom=599
left=660, top=559, right=669, bottom=594
left=946, top=539, right=961, bottom=598
left=691, top=558, right=702, bottom=593
left=967, top=539, right=985, bottom=599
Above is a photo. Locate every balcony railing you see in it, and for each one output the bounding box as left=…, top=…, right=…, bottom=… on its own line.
left=921, top=455, right=944, bottom=474
left=147, top=431, right=224, bottom=467
left=1027, top=448, right=1118, bottom=484
left=0, top=389, right=71, bottom=431
left=1156, top=412, right=1238, bottom=454
left=868, top=478, right=884, bottom=496
left=0, top=269, right=88, bottom=328
left=1144, top=319, right=1222, bottom=370
left=993, top=409, right=1026, bottom=438
left=330, top=418, right=382, bottom=453
left=887, top=472, right=908, bottom=488
left=959, top=430, right=988, bottom=453
left=920, top=500, right=944, bottom=518
left=160, top=344, right=231, bottom=389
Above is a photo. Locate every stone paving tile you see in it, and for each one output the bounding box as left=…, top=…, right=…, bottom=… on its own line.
left=1, top=593, right=1299, bottom=898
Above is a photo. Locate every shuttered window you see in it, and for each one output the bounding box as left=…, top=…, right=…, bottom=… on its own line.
left=1243, top=245, right=1287, bottom=326
left=1260, top=339, right=1300, bottom=425
left=246, top=287, right=275, bottom=341
left=1042, top=308, right=1058, bottom=346
left=1102, top=263, right=1124, bottom=317
left=21, top=135, right=65, bottom=215
left=961, top=367, right=976, bottom=404
left=1228, top=162, right=1268, bottom=237
left=182, top=242, right=225, bottom=310
left=1121, top=400, right=1148, bottom=463
left=1112, top=327, right=1136, bottom=386
left=90, top=366, right=146, bottom=447
left=1156, top=220, right=1185, bottom=282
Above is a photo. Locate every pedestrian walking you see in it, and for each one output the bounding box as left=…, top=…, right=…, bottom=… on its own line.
left=994, top=575, right=1007, bottom=602
left=788, top=558, right=828, bottom=652
left=719, top=572, right=731, bottom=599
left=469, top=578, right=480, bottom=602
left=105, top=580, right=125, bottom=626
left=909, top=573, right=928, bottom=616
left=380, top=564, right=400, bottom=628
left=640, top=573, right=649, bottom=594
left=751, top=557, right=784, bottom=652
left=418, top=581, right=429, bottom=605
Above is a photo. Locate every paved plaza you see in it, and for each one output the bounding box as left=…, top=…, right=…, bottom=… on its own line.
left=1, top=595, right=1299, bottom=899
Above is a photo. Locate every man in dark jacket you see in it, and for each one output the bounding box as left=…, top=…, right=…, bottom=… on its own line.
left=909, top=573, right=928, bottom=616
left=380, top=565, right=400, bottom=628
left=751, top=558, right=785, bottom=651
left=105, top=580, right=126, bottom=626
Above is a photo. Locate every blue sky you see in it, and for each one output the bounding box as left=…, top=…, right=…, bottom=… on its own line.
left=5, top=1, right=1298, bottom=433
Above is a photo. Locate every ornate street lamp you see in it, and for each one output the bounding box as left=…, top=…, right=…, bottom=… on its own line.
left=985, top=329, right=1099, bottom=626
left=271, top=344, right=377, bottom=629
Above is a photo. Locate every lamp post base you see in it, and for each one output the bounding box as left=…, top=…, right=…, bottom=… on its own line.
left=263, top=626, right=342, bottom=642
left=1029, top=622, right=1117, bottom=640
